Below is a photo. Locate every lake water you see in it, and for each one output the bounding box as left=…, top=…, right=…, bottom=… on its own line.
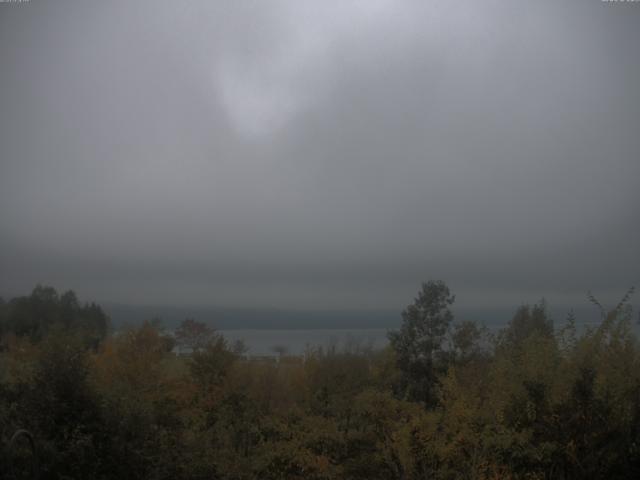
left=219, top=329, right=390, bottom=356
left=219, top=313, right=624, bottom=357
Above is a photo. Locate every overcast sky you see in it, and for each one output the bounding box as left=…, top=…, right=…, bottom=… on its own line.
left=1, top=0, right=639, bottom=311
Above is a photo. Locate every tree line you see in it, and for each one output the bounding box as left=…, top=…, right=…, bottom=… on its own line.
left=1, top=282, right=639, bottom=479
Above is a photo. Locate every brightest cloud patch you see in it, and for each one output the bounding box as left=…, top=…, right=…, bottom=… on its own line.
left=213, top=0, right=410, bottom=138
left=215, top=55, right=305, bottom=138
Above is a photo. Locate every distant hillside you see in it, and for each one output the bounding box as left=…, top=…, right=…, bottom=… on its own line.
left=103, top=304, right=399, bottom=330
left=103, top=303, right=609, bottom=331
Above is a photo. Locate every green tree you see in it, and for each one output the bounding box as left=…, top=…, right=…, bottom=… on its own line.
left=500, top=301, right=553, bottom=349
left=388, top=281, right=455, bottom=406
left=189, top=334, right=238, bottom=389
left=22, top=330, right=104, bottom=479
left=3, top=286, right=109, bottom=346
left=450, top=320, right=487, bottom=365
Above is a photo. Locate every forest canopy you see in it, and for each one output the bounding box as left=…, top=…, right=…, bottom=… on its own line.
left=1, top=283, right=639, bottom=479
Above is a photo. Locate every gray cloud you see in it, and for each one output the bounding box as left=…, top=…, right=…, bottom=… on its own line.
left=1, top=0, right=638, bottom=311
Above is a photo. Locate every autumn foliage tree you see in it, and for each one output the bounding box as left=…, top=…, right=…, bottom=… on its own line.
left=174, top=318, right=215, bottom=353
